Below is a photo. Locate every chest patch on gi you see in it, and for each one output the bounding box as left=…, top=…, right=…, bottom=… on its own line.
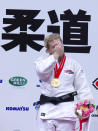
left=41, top=113, right=46, bottom=116
left=64, top=70, right=74, bottom=74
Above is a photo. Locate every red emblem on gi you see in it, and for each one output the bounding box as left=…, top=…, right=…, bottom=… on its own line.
left=64, top=70, right=74, bottom=74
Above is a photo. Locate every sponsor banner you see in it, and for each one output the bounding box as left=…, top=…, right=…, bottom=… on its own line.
left=92, top=78, right=98, bottom=90
left=0, top=80, right=3, bottom=83
left=0, top=0, right=98, bottom=131
left=6, top=106, right=29, bottom=111
left=9, top=76, right=28, bottom=86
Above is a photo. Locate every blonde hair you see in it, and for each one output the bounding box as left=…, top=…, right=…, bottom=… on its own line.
left=44, top=33, right=62, bottom=49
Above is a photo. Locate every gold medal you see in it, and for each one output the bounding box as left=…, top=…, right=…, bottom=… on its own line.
left=51, top=78, right=60, bottom=88
left=51, top=54, right=66, bottom=88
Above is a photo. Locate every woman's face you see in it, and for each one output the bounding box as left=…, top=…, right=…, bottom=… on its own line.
left=47, top=39, right=63, bottom=54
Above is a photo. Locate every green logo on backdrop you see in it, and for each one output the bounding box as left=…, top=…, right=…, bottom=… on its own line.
left=9, top=76, right=27, bottom=86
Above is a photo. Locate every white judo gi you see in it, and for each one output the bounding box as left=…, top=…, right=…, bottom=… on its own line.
left=35, top=54, right=93, bottom=131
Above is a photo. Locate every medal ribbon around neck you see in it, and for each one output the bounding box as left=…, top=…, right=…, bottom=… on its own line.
left=54, top=54, right=66, bottom=78
left=51, top=54, right=66, bottom=88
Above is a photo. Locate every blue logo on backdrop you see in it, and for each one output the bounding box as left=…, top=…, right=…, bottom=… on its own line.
left=6, top=106, right=29, bottom=111
left=0, top=80, right=3, bottom=83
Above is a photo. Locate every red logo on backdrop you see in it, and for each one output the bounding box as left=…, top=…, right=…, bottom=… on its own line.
left=92, top=78, right=98, bottom=89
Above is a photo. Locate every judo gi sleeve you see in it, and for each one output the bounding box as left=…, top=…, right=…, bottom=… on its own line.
left=34, top=55, right=57, bottom=81
left=73, top=61, right=94, bottom=104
